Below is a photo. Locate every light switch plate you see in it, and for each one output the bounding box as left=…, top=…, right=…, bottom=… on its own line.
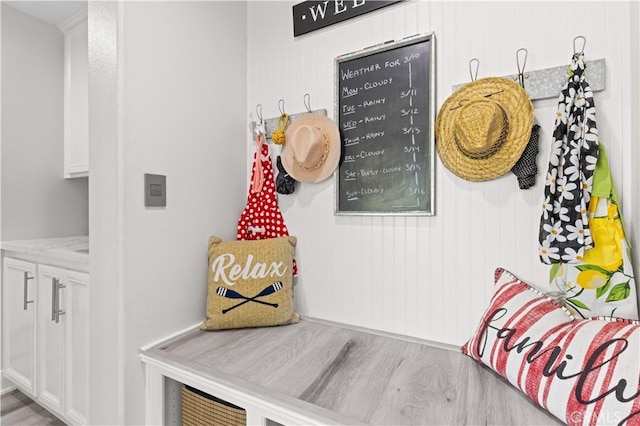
left=144, top=174, right=166, bottom=207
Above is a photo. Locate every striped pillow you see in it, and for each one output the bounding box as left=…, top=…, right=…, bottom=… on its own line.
left=462, top=268, right=640, bottom=426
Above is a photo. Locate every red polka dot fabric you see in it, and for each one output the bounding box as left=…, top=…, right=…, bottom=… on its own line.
left=237, top=141, right=298, bottom=276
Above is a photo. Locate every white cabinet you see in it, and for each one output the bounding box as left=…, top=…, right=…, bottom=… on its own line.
left=37, top=266, right=89, bottom=424
left=2, top=257, right=89, bottom=425
left=2, top=258, right=37, bottom=396
left=60, top=11, right=89, bottom=179
left=37, top=266, right=65, bottom=415
left=63, top=269, right=90, bottom=424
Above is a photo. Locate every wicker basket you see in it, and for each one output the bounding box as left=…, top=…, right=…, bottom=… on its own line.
left=182, top=385, right=247, bottom=426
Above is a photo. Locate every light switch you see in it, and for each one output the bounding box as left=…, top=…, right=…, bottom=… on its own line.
left=150, top=184, right=163, bottom=197
left=144, top=174, right=166, bottom=207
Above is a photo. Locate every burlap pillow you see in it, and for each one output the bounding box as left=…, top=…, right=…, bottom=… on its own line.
left=201, top=235, right=299, bottom=330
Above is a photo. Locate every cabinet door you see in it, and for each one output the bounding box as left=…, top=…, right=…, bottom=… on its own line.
left=2, top=258, right=37, bottom=396
left=62, top=12, right=89, bottom=178
left=37, top=265, right=66, bottom=416
left=65, top=270, right=89, bottom=425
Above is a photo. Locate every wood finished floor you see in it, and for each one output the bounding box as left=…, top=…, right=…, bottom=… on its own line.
left=1, top=390, right=66, bottom=425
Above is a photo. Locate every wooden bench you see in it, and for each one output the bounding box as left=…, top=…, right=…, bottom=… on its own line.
left=140, top=317, right=561, bottom=425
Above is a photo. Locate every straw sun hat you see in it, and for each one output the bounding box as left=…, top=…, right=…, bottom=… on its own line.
left=281, top=113, right=341, bottom=183
left=435, top=77, right=534, bottom=182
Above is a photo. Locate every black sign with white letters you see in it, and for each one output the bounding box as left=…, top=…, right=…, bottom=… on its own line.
left=293, top=1, right=402, bottom=37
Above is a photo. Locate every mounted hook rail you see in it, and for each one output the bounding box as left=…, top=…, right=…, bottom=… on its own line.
left=249, top=108, right=328, bottom=141
left=453, top=35, right=605, bottom=100
left=452, top=58, right=606, bottom=101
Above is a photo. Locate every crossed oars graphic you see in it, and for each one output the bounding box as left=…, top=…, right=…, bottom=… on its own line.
left=217, top=281, right=282, bottom=314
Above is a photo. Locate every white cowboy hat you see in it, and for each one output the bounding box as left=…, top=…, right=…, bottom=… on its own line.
left=281, top=113, right=341, bottom=183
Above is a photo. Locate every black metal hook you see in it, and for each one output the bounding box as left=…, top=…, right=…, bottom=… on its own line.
left=516, top=48, right=528, bottom=88
left=303, top=93, right=312, bottom=113
left=449, top=90, right=504, bottom=111
left=573, top=36, right=586, bottom=56
left=469, top=58, right=479, bottom=82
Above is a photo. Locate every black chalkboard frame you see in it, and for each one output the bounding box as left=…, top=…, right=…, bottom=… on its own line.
left=334, top=33, right=436, bottom=216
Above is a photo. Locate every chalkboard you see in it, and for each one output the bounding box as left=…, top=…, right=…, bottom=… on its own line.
left=334, top=33, right=436, bottom=215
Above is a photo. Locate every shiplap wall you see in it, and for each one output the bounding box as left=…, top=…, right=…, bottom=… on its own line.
left=246, top=1, right=639, bottom=346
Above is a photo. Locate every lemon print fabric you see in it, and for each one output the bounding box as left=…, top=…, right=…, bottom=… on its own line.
left=548, top=145, right=638, bottom=321
left=576, top=268, right=610, bottom=290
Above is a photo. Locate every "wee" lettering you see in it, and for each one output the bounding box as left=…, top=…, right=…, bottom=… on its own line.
left=308, top=0, right=366, bottom=21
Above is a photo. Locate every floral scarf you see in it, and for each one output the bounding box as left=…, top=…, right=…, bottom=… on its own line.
left=538, top=53, right=599, bottom=264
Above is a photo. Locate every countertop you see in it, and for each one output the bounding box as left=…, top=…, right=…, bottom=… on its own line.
left=1, top=236, right=89, bottom=267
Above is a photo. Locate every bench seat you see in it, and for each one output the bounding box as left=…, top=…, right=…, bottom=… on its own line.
left=140, top=317, right=561, bottom=425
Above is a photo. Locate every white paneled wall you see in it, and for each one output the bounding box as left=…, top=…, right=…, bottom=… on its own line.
left=247, top=1, right=639, bottom=346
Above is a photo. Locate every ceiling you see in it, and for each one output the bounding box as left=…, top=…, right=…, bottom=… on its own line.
left=3, top=1, right=87, bottom=27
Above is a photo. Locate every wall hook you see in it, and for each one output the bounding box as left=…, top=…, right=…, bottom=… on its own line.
left=516, top=48, right=528, bottom=88
left=469, top=58, right=479, bottom=82
left=573, top=36, right=586, bottom=56
left=303, top=93, right=312, bottom=113
left=278, top=98, right=286, bottom=115
left=256, top=104, right=263, bottom=122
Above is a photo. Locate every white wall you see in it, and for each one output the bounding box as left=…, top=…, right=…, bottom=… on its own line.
left=247, top=1, right=640, bottom=346
left=85, top=1, right=639, bottom=424
left=631, top=1, right=640, bottom=272
left=88, top=2, right=247, bottom=424
left=87, top=2, right=122, bottom=422
left=1, top=4, right=89, bottom=241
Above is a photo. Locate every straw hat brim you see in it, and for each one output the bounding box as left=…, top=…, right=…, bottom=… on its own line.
left=281, top=114, right=341, bottom=183
left=435, top=77, right=534, bottom=182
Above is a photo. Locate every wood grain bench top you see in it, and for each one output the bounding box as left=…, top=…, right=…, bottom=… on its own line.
left=141, top=317, right=561, bottom=425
